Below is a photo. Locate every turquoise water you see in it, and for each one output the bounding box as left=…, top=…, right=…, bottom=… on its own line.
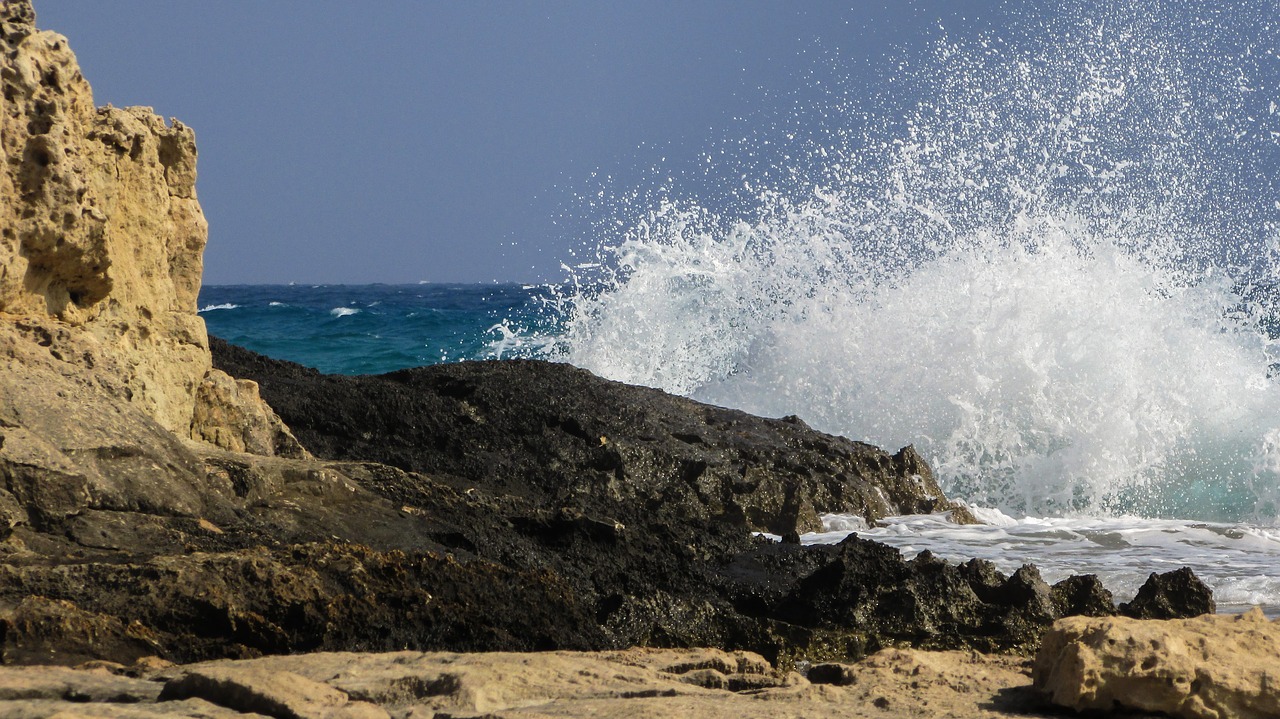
left=199, top=283, right=556, bottom=375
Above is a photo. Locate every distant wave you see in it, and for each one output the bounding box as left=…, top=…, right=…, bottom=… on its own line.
left=268, top=301, right=286, bottom=307
left=330, top=307, right=360, bottom=318
left=198, top=303, right=239, bottom=312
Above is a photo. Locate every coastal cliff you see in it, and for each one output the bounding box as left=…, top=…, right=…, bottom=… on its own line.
left=0, top=0, right=298, bottom=454
left=1, top=0, right=206, bottom=431
left=0, top=2, right=1250, bottom=718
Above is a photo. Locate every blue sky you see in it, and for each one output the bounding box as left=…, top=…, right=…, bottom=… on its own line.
left=40, top=1, right=1007, bottom=284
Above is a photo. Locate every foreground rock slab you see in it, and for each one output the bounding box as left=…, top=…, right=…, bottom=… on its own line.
left=0, top=647, right=1056, bottom=719
left=1034, top=608, right=1280, bottom=719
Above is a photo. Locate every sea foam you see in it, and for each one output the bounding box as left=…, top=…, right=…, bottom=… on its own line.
left=542, top=1, right=1280, bottom=522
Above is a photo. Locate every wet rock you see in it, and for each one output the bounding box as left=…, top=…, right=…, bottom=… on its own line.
left=1120, top=567, right=1216, bottom=619
left=210, top=338, right=957, bottom=536
left=1051, top=574, right=1117, bottom=617
left=758, top=540, right=1064, bottom=654
left=1034, top=608, right=1280, bottom=719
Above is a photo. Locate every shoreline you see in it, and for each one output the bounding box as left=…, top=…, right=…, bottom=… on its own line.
left=1, top=2, right=1276, bottom=717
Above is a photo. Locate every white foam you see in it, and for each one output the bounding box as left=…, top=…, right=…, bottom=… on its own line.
left=198, top=303, right=239, bottom=312
left=546, top=2, right=1280, bottom=523
left=330, top=307, right=360, bottom=318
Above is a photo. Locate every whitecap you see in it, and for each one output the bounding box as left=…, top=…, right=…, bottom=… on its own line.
left=330, top=307, right=360, bottom=318
left=198, top=303, right=239, bottom=312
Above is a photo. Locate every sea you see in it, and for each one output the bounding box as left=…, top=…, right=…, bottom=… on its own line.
left=202, top=1, right=1280, bottom=614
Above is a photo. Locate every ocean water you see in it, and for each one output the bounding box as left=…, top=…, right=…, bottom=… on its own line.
left=203, top=0, right=1280, bottom=612
left=199, top=283, right=559, bottom=375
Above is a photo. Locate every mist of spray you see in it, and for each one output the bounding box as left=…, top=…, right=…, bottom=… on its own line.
left=535, top=1, right=1280, bottom=521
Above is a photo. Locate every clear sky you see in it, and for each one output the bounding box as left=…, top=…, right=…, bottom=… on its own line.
left=38, top=1, right=1006, bottom=285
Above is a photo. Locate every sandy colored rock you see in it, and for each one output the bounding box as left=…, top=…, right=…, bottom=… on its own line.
left=0, top=647, right=1060, bottom=719
left=0, top=697, right=271, bottom=718
left=160, top=666, right=389, bottom=719
left=1033, top=608, right=1280, bottom=719
left=190, top=369, right=309, bottom=459
left=0, top=0, right=209, bottom=433
left=0, top=324, right=236, bottom=540
left=0, top=663, right=159, bottom=702
left=0, top=0, right=292, bottom=455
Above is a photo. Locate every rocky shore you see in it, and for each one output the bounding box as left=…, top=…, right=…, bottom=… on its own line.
left=0, top=1, right=1275, bottom=717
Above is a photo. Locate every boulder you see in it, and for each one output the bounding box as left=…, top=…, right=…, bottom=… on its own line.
left=1120, top=566, right=1217, bottom=619
left=1034, top=608, right=1280, bottom=719
left=210, top=338, right=966, bottom=536
left=191, top=369, right=309, bottom=459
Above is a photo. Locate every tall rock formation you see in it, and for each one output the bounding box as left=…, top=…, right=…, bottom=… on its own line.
left=1, top=0, right=207, bottom=432
left=0, top=0, right=300, bottom=455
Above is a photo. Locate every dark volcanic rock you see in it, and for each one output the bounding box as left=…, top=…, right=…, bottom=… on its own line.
left=1051, top=575, right=1117, bottom=618
left=763, top=542, right=1059, bottom=654
left=1119, top=567, right=1216, bottom=619
left=209, top=337, right=956, bottom=536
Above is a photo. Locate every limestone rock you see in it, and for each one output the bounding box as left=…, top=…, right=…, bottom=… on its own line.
left=191, top=369, right=309, bottom=459
left=0, top=662, right=160, bottom=703
left=1033, top=608, right=1280, bottom=719
left=165, top=649, right=764, bottom=715
left=0, top=0, right=292, bottom=455
left=160, top=666, right=389, bottom=719
left=171, top=647, right=1029, bottom=718
left=1, top=0, right=209, bottom=432
left=0, top=698, right=270, bottom=719
left=0, top=324, right=236, bottom=530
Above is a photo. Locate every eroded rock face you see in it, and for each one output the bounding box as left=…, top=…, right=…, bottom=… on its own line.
left=1, top=0, right=209, bottom=433
left=0, top=0, right=295, bottom=455
left=1034, top=608, right=1280, bottom=719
